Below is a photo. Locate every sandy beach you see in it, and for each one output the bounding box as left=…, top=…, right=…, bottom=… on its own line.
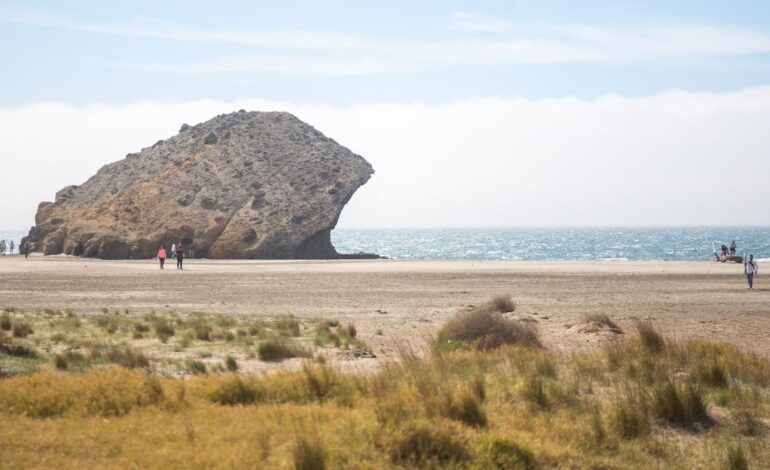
left=1, top=254, right=767, bottom=361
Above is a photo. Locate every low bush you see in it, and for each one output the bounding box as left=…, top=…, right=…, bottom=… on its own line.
left=437, top=305, right=541, bottom=351
left=90, top=344, right=149, bottom=369
left=483, top=438, right=537, bottom=470
left=259, top=338, right=308, bottom=362
left=607, top=391, right=650, bottom=439
left=225, top=355, right=239, bottom=372
left=186, top=360, right=207, bottom=375
left=488, top=294, right=516, bottom=313
left=152, top=318, right=175, bottom=341
left=12, top=321, right=33, bottom=338
left=389, top=420, right=468, bottom=465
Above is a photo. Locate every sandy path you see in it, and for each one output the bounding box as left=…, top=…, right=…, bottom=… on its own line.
left=1, top=255, right=768, bottom=361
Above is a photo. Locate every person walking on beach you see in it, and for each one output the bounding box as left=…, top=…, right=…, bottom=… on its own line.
left=171, top=243, right=176, bottom=257
left=9, top=241, right=14, bottom=255
left=730, top=241, right=737, bottom=256
left=745, top=254, right=758, bottom=290
left=157, top=246, right=167, bottom=270
left=175, top=242, right=184, bottom=270
left=22, top=242, right=30, bottom=259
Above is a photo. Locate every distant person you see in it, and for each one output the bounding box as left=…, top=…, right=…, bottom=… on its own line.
left=22, top=242, right=30, bottom=259
left=9, top=241, right=14, bottom=255
left=176, top=243, right=184, bottom=270
left=0, top=240, right=5, bottom=256
left=721, top=244, right=728, bottom=257
left=730, top=241, right=737, bottom=256
left=157, top=246, right=167, bottom=270
left=171, top=243, right=176, bottom=257
left=745, top=254, right=758, bottom=290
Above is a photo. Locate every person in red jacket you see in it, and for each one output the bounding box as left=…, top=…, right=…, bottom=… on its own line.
left=157, top=246, right=167, bottom=270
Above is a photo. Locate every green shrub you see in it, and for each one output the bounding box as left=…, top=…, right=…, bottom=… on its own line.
left=90, top=345, right=149, bottom=369
left=186, top=360, right=207, bottom=375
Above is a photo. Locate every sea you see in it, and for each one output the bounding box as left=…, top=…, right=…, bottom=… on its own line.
left=2, top=228, right=768, bottom=261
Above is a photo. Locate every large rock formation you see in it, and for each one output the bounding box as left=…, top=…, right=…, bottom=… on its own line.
left=24, top=111, right=373, bottom=259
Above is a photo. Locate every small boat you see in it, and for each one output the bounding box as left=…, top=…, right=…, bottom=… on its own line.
left=712, top=241, right=743, bottom=263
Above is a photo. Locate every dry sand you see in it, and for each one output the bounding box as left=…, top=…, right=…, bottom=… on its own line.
left=1, top=254, right=768, bottom=366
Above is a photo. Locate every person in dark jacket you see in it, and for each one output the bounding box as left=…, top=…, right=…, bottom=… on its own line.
left=176, top=243, right=184, bottom=270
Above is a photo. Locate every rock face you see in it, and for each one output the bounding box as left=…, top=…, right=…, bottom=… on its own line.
left=24, top=111, right=374, bottom=259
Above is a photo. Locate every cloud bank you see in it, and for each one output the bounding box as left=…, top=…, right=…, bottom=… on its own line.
left=1, top=87, right=769, bottom=229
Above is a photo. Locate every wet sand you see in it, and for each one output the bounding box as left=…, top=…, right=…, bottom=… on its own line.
left=1, top=255, right=768, bottom=362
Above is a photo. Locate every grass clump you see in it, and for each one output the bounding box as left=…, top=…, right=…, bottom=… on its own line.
left=389, top=420, right=468, bottom=466
left=276, top=315, right=301, bottom=337
left=650, top=380, right=709, bottom=427
left=204, top=376, right=258, bottom=405
left=635, top=320, right=664, bottom=354
left=12, top=321, right=33, bottom=338
left=488, top=294, right=516, bottom=313
left=726, top=445, right=749, bottom=470
left=225, top=355, right=239, bottom=372
left=580, top=313, right=623, bottom=333
left=482, top=438, right=537, bottom=470
left=293, top=435, right=326, bottom=470
left=90, top=344, right=149, bottom=369
left=0, top=336, right=37, bottom=357
left=152, top=318, right=175, bottom=342
left=258, top=337, right=308, bottom=362
left=437, top=302, right=541, bottom=351
left=186, top=360, right=207, bottom=375
left=0, top=313, right=11, bottom=331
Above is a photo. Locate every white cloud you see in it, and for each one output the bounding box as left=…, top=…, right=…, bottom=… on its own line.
left=4, top=14, right=770, bottom=75
left=2, top=87, right=770, bottom=230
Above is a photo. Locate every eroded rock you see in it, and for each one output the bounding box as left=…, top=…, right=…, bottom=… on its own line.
left=24, top=111, right=374, bottom=259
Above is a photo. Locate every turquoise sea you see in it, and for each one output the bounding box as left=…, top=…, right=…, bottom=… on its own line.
left=331, top=228, right=770, bottom=262
left=2, top=228, right=768, bottom=261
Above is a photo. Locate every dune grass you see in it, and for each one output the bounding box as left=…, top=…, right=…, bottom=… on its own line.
left=1, top=301, right=769, bottom=468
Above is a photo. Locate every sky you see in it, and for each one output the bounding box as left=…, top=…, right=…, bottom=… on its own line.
left=1, top=0, right=769, bottom=229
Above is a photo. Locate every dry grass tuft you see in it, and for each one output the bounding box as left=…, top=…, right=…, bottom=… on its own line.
left=258, top=337, right=309, bottom=362
left=487, top=294, right=516, bottom=313
left=437, top=299, right=541, bottom=351
left=580, top=313, right=623, bottom=333
left=293, top=434, right=326, bottom=470
left=634, top=320, right=664, bottom=354
left=389, top=420, right=468, bottom=465
left=11, top=321, right=33, bottom=338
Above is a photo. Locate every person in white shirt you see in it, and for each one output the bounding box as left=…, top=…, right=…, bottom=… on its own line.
left=171, top=243, right=176, bottom=257
left=745, top=254, right=758, bottom=290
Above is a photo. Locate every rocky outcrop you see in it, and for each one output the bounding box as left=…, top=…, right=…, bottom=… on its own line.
left=24, top=111, right=374, bottom=259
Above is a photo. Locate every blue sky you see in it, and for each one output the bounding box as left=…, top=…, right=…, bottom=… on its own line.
left=1, top=1, right=769, bottom=229
left=2, top=0, right=770, bottom=105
